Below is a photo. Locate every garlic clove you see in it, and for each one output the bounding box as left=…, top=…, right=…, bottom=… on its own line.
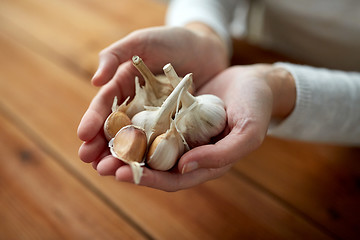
left=109, top=125, right=147, bottom=164
left=146, top=121, right=185, bottom=171
left=104, top=96, right=132, bottom=141
left=104, top=111, right=132, bottom=141
left=109, top=125, right=148, bottom=185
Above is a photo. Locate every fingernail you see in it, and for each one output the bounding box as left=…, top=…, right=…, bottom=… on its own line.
left=182, top=162, right=198, bottom=174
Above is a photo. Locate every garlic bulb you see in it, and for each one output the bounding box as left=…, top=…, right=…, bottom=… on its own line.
left=109, top=125, right=147, bottom=184
left=103, top=57, right=227, bottom=184
left=164, top=64, right=226, bottom=148
left=146, top=119, right=185, bottom=171
left=132, top=73, right=193, bottom=144
left=103, top=96, right=132, bottom=141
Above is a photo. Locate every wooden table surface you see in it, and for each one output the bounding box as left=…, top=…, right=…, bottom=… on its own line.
left=1, top=0, right=359, bottom=239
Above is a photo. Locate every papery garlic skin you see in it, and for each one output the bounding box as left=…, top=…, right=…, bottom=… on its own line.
left=114, top=56, right=175, bottom=119
left=146, top=121, right=185, bottom=171
left=131, top=73, right=193, bottom=144
left=124, top=77, right=156, bottom=118
left=132, top=56, right=173, bottom=102
left=114, top=76, right=159, bottom=119
left=176, top=94, right=227, bottom=149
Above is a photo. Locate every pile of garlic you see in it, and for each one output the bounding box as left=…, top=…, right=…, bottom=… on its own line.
left=104, top=56, right=227, bottom=184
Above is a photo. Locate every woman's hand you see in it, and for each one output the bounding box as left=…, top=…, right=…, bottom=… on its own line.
left=77, top=25, right=229, bottom=179
left=91, top=64, right=296, bottom=191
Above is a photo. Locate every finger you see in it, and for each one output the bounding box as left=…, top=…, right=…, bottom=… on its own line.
left=91, top=32, right=138, bottom=86
left=97, top=155, right=124, bottom=176
left=78, top=133, right=108, bottom=163
left=92, top=151, right=110, bottom=170
left=92, top=159, right=101, bottom=170
left=111, top=61, right=140, bottom=97
left=91, top=26, right=156, bottom=86
left=78, top=61, right=141, bottom=142
left=178, top=124, right=263, bottom=174
left=92, top=51, right=121, bottom=86
left=77, top=80, right=121, bottom=141
left=115, top=164, right=231, bottom=192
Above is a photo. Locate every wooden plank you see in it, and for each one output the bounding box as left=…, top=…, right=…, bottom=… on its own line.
left=0, top=115, right=146, bottom=239
left=233, top=137, right=360, bottom=240
left=0, top=14, right=332, bottom=240
left=0, top=0, right=166, bottom=76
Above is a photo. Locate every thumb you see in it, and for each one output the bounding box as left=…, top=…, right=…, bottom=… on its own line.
left=91, top=33, right=143, bottom=86
left=178, top=129, right=263, bottom=174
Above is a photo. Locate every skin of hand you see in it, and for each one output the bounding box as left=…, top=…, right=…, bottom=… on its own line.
left=83, top=64, right=296, bottom=192
left=77, top=25, right=229, bottom=180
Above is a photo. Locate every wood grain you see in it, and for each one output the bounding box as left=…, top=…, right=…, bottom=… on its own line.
left=0, top=115, right=146, bottom=240
left=0, top=0, right=359, bottom=239
left=0, top=0, right=165, bottom=77
left=234, top=137, right=360, bottom=240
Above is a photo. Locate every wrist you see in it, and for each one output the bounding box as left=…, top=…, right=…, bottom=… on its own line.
left=265, top=66, right=296, bottom=119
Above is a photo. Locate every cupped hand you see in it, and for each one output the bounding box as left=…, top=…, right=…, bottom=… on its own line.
left=77, top=26, right=229, bottom=180
left=93, top=64, right=294, bottom=192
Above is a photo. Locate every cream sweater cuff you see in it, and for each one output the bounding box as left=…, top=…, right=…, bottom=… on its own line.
left=268, top=63, right=360, bottom=145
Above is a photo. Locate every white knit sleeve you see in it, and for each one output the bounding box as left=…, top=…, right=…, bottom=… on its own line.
left=166, top=0, right=238, bottom=54
left=268, top=63, right=360, bottom=146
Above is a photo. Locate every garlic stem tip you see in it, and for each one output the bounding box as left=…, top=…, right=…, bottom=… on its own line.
left=163, top=63, right=172, bottom=73
left=132, top=55, right=141, bottom=64
left=185, top=73, right=193, bottom=79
